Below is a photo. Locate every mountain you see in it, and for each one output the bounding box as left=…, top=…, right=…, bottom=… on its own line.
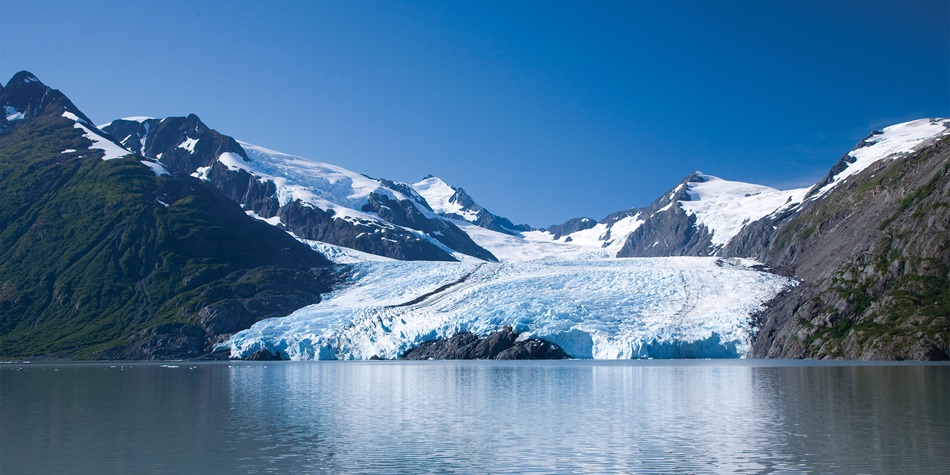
left=411, top=175, right=532, bottom=235
left=0, top=72, right=335, bottom=359
left=533, top=121, right=947, bottom=265
left=3, top=70, right=946, bottom=361
left=525, top=118, right=948, bottom=360
left=726, top=119, right=950, bottom=359
left=101, top=117, right=497, bottom=262
left=529, top=173, right=807, bottom=258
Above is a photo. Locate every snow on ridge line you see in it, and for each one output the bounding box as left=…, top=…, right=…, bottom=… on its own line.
left=233, top=141, right=418, bottom=212
left=812, top=118, right=949, bottom=198
left=222, top=257, right=793, bottom=360
left=97, top=116, right=154, bottom=129
left=216, top=151, right=383, bottom=223
left=220, top=142, right=466, bottom=241
left=62, top=111, right=130, bottom=160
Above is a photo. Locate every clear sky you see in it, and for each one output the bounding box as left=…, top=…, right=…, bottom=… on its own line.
left=2, top=1, right=947, bottom=227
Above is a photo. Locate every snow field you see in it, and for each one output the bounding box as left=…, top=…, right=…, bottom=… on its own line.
left=681, top=175, right=810, bottom=248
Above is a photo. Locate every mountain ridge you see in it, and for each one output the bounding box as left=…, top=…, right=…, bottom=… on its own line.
left=0, top=72, right=337, bottom=359
left=102, top=116, right=498, bottom=262
left=3, top=70, right=947, bottom=360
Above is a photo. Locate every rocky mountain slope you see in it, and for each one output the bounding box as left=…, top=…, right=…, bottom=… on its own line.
left=728, top=122, right=950, bottom=359
left=0, top=72, right=336, bottom=359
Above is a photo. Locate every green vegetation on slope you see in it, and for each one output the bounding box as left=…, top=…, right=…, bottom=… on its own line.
left=750, top=136, right=950, bottom=360
left=0, top=109, right=334, bottom=359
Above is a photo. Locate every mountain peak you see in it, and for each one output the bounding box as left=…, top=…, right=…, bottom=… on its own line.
left=410, top=175, right=531, bottom=235
left=6, top=70, right=43, bottom=88
left=686, top=171, right=710, bottom=183
left=1, top=71, right=95, bottom=126
left=416, top=174, right=451, bottom=187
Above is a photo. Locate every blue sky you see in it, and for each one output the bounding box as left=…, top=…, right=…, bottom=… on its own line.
left=2, top=1, right=947, bottom=227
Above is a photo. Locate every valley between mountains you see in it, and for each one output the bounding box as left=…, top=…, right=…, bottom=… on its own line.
left=1, top=71, right=947, bottom=360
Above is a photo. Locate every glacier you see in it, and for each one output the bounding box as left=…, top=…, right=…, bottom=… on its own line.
left=222, top=257, right=794, bottom=360
left=140, top=112, right=941, bottom=361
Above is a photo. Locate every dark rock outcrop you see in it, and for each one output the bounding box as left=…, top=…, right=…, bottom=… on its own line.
left=363, top=192, right=497, bottom=261
left=400, top=327, right=568, bottom=360
left=613, top=172, right=717, bottom=257
left=247, top=348, right=284, bottom=361
left=547, top=217, right=597, bottom=239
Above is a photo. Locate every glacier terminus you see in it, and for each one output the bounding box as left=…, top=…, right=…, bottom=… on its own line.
left=222, top=257, right=793, bottom=360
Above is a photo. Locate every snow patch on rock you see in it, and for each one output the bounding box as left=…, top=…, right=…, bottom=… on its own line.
left=141, top=160, right=170, bottom=176
left=63, top=111, right=130, bottom=160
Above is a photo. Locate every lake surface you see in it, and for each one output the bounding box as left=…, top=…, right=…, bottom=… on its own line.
left=1, top=360, right=947, bottom=474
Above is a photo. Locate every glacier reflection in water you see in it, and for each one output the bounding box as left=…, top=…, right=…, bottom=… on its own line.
left=1, top=361, right=948, bottom=474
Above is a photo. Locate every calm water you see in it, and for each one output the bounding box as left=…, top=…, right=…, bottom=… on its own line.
left=1, top=360, right=947, bottom=474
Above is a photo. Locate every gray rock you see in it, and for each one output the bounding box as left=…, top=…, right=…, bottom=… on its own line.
left=400, top=327, right=568, bottom=360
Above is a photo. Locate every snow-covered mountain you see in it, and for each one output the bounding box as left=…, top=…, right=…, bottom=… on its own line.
left=102, top=116, right=496, bottom=262
left=215, top=116, right=949, bottom=361
left=411, top=175, right=531, bottom=235
left=478, top=172, right=809, bottom=260
left=102, top=107, right=948, bottom=267
left=529, top=119, right=949, bottom=260
left=6, top=70, right=947, bottom=361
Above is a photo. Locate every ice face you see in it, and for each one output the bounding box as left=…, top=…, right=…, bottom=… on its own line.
left=222, top=257, right=793, bottom=360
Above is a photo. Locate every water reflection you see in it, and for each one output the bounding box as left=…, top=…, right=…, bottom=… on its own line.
left=2, top=362, right=948, bottom=474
